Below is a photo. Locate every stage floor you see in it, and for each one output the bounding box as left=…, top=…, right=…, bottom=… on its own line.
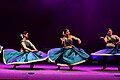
left=0, top=63, right=120, bottom=80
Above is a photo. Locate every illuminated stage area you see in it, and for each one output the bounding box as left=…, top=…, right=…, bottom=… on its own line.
left=1, top=0, right=120, bottom=80
left=0, top=63, right=120, bottom=80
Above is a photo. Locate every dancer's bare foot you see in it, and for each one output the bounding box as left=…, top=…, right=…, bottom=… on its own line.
left=101, top=67, right=106, bottom=70
left=69, top=66, right=73, bottom=71
left=57, top=66, right=60, bottom=70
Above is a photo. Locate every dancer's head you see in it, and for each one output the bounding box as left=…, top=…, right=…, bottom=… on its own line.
left=63, top=28, right=70, bottom=36
left=20, top=31, right=28, bottom=39
left=107, top=28, right=113, bottom=36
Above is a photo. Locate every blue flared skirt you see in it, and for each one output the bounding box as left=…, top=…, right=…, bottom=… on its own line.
left=3, top=49, right=48, bottom=64
left=91, top=46, right=120, bottom=61
left=114, top=45, right=120, bottom=56
left=47, top=46, right=89, bottom=66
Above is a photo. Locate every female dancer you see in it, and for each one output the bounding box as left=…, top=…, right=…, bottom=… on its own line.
left=48, top=28, right=89, bottom=70
left=91, top=28, right=120, bottom=70
left=3, top=31, right=48, bottom=69
left=0, top=45, right=3, bottom=61
left=0, top=45, right=3, bottom=53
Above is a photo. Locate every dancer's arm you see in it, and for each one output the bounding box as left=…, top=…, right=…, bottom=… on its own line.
left=100, top=36, right=108, bottom=43
left=115, top=35, right=120, bottom=41
left=60, top=37, right=65, bottom=44
left=21, top=41, right=32, bottom=52
left=115, top=35, right=120, bottom=44
left=71, top=35, right=81, bottom=44
left=27, top=40, right=38, bottom=51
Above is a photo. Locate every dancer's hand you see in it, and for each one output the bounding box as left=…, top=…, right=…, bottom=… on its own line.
left=31, top=50, right=38, bottom=52
left=60, top=38, right=65, bottom=44
left=60, top=38, right=65, bottom=42
left=34, top=49, right=38, bottom=52
left=30, top=50, right=35, bottom=52
left=100, top=36, right=104, bottom=39
left=116, top=41, right=120, bottom=44
left=78, top=39, right=81, bottom=44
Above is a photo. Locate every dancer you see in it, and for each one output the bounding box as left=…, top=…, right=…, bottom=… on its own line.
left=0, top=45, right=3, bottom=53
left=0, top=45, right=3, bottom=62
left=48, top=28, right=89, bottom=70
left=3, top=31, right=47, bottom=69
left=91, top=28, right=120, bottom=70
